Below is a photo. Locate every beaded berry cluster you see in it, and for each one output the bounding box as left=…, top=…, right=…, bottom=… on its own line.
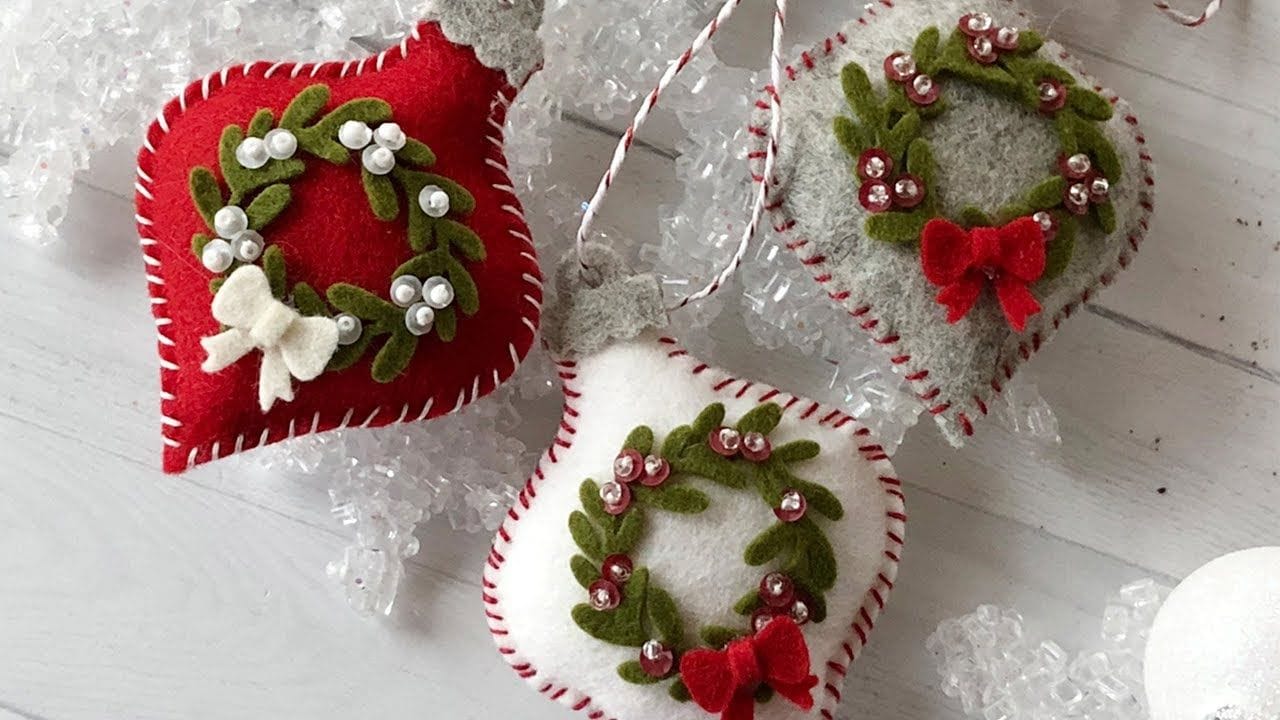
left=187, top=84, right=485, bottom=383
left=567, top=402, right=844, bottom=705
left=835, top=11, right=1122, bottom=283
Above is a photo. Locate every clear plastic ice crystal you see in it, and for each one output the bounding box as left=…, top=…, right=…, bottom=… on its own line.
left=8, top=0, right=1063, bottom=613
left=927, top=579, right=1175, bottom=720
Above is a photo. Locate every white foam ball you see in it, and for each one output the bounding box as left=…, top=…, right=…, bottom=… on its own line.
left=1145, top=547, right=1280, bottom=720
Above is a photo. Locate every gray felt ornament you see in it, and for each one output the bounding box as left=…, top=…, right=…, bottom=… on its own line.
left=748, top=0, right=1154, bottom=445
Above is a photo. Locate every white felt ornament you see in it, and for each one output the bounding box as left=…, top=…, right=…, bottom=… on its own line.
left=1145, top=548, right=1280, bottom=720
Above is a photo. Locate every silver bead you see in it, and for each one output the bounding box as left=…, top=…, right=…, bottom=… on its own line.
left=863, top=156, right=887, bottom=180
left=995, top=27, right=1020, bottom=48
left=404, top=302, right=435, bottom=336
left=717, top=427, right=742, bottom=452
left=972, top=35, right=995, bottom=58
left=1068, top=182, right=1090, bottom=207
left=891, top=52, right=916, bottom=77
left=613, top=454, right=636, bottom=478
left=894, top=177, right=919, bottom=199
left=362, top=145, right=396, bottom=175
left=235, top=137, right=270, bottom=169
left=373, top=122, right=407, bottom=151
left=1039, top=82, right=1061, bottom=103
left=780, top=491, right=804, bottom=513
left=390, top=275, right=423, bottom=308
left=743, top=432, right=768, bottom=453
left=642, top=639, right=666, bottom=660
left=422, top=276, right=455, bottom=309
left=201, top=238, right=234, bottom=273
left=1067, top=153, right=1093, bottom=176
left=599, top=481, right=626, bottom=506
left=1033, top=211, right=1054, bottom=232
left=335, top=314, right=363, bottom=346
left=913, top=74, right=935, bottom=96
left=264, top=128, right=298, bottom=160
left=1090, top=177, right=1111, bottom=201
left=230, top=229, right=264, bottom=262
left=790, top=599, right=811, bottom=625
left=867, top=183, right=891, bottom=206
left=213, top=206, right=249, bottom=239
left=967, top=12, right=994, bottom=33
left=338, top=120, right=373, bottom=150
left=418, top=185, right=451, bottom=218
left=643, top=455, right=664, bottom=475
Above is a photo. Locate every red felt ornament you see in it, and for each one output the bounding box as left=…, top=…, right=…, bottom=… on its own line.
left=136, top=12, right=544, bottom=472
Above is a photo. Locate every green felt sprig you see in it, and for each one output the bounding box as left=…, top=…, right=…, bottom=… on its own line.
left=833, top=22, right=1124, bottom=279
left=566, top=403, right=841, bottom=705
left=186, top=83, right=487, bottom=385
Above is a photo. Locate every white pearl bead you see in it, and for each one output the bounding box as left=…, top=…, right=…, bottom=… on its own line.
left=201, top=238, right=234, bottom=273
left=362, top=145, right=396, bottom=175
left=339, top=120, right=373, bottom=150
left=418, top=185, right=451, bottom=218
left=264, top=128, right=298, bottom=160
left=213, top=206, right=249, bottom=239
left=373, top=122, right=407, bottom=151
left=335, top=314, right=363, bottom=346
left=230, top=230, right=264, bottom=262
left=389, top=275, right=423, bottom=308
left=422, top=276, right=455, bottom=309
left=235, top=137, right=269, bottom=169
left=404, top=302, right=435, bottom=336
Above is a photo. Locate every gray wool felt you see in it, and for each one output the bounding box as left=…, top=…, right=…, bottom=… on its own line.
left=424, top=0, right=545, bottom=87
left=542, top=243, right=669, bottom=360
left=749, top=0, right=1151, bottom=445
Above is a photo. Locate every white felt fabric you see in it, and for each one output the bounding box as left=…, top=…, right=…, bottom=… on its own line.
left=748, top=0, right=1153, bottom=445
left=201, top=265, right=339, bottom=411
left=485, top=332, right=904, bottom=720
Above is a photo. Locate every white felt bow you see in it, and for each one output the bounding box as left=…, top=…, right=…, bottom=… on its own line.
left=201, top=265, right=340, bottom=412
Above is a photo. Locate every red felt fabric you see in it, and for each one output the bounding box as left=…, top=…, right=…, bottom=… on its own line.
left=920, top=217, right=1045, bottom=332
left=136, top=22, right=542, bottom=472
left=679, top=617, right=818, bottom=720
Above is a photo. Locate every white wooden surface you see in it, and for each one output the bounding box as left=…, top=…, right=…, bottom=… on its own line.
left=2, top=2, right=1278, bottom=718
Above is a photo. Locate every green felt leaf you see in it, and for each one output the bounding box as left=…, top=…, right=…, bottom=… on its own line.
left=433, top=306, right=458, bottom=343
left=1025, top=176, right=1067, bottom=210
left=647, top=586, right=683, bottom=646
left=396, top=138, right=437, bottom=167
left=884, top=111, right=922, bottom=163
left=246, top=183, right=291, bottom=229
left=1094, top=201, right=1118, bottom=234
left=312, top=98, right=393, bottom=138
left=1042, top=213, right=1076, bottom=281
left=1018, top=30, right=1045, bottom=53
left=865, top=209, right=931, bottom=244
left=1068, top=88, right=1114, bottom=121
left=281, top=85, right=330, bottom=129
left=445, top=256, right=480, bottom=316
left=635, top=485, right=710, bottom=514
left=996, top=202, right=1035, bottom=225
left=1055, top=112, right=1080, bottom=156
left=247, top=109, right=275, bottom=138
left=262, top=245, right=287, bottom=299
left=793, top=523, right=839, bottom=591
left=579, top=479, right=613, bottom=525
left=958, top=206, right=995, bottom=228
left=792, top=479, right=844, bottom=521
left=362, top=169, right=400, bottom=222
left=936, top=31, right=1018, bottom=94
left=691, top=404, right=726, bottom=438
left=624, top=426, right=655, bottom=455
left=569, top=510, right=605, bottom=560
left=370, top=329, right=418, bottom=383
left=219, top=125, right=305, bottom=202
left=676, top=444, right=749, bottom=489
left=189, top=168, right=224, bottom=228
left=833, top=116, right=869, bottom=160
left=772, top=440, right=820, bottom=464
left=744, top=523, right=793, bottom=566
left=611, top=508, right=645, bottom=555
left=735, top=403, right=782, bottom=436
left=437, top=219, right=486, bottom=262
left=210, top=277, right=225, bottom=295
left=733, top=590, right=762, bottom=616
left=906, top=138, right=936, bottom=188
left=572, top=568, right=650, bottom=647
left=394, top=252, right=445, bottom=281
left=327, top=328, right=378, bottom=373
left=571, top=554, right=598, bottom=590
left=660, top=426, right=695, bottom=460
left=669, top=680, right=692, bottom=703
left=700, top=626, right=741, bottom=649
left=191, top=233, right=212, bottom=258
left=618, top=661, right=663, bottom=685
left=292, top=282, right=327, bottom=316
left=841, top=63, right=884, bottom=137
left=327, top=284, right=404, bottom=325
left=1001, top=56, right=1075, bottom=86
left=294, top=127, right=350, bottom=164
left=913, top=26, right=942, bottom=69
left=1064, top=111, right=1122, bottom=180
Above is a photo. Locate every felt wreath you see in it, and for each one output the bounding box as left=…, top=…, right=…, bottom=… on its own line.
left=189, top=84, right=484, bottom=384
left=834, top=13, right=1122, bottom=329
left=567, top=402, right=840, bottom=715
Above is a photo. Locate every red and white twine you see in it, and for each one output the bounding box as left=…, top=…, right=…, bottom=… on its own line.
left=1154, top=0, right=1222, bottom=27
left=574, top=0, right=788, bottom=312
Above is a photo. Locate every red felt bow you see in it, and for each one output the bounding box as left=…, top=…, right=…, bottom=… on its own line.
left=920, top=217, right=1047, bottom=332
left=679, top=617, right=819, bottom=720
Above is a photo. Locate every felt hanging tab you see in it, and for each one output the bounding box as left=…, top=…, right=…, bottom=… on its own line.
left=542, top=243, right=669, bottom=360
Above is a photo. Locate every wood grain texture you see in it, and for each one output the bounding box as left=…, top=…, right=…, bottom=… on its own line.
left=2, top=2, right=1278, bottom=719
